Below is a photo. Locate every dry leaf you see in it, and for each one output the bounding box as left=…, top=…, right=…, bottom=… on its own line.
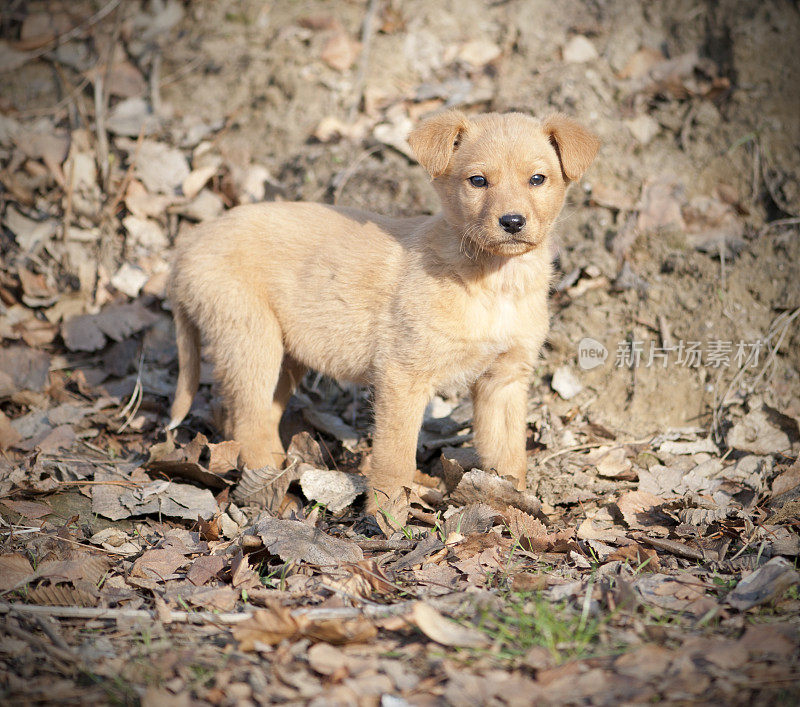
left=181, top=164, right=217, bottom=199
left=375, top=487, right=411, bottom=536
left=234, top=604, right=376, bottom=650
left=726, top=557, right=799, bottom=610
left=233, top=463, right=302, bottom=511
left=307, top=643, right=347, bottom=676
left=615, top=491, right=667, bottom=531
left=299, top=465, right=368, bottom=512
left=443, top=504, right=500, bottom=536
left=208, top=440, right=241, bottom=473
left=286, top=431, right=326, bottom=467
left=349, top=559, right=396, bottom=595
left=27, top=583, right=98, bottom=607
left=728, top=406, right=793, bottom=455
left=455, top=39, right=501, bottom=67
left=1, top=499, right=52, bottom=519
left=128, top=139, right=190, bottom=194
left=607, top=543, right=660, bottom=571
left=302, top=616, right=377, bottom=645
left=0, top=411, right=22, bottom=450
left=0, top=345, right=51, bottom=395
left=634, top=573, right=713, bottom=615
left=595, top=447, right=633, bottom=478
left=230, top=552, right=260, bottom=589
left=771, top=460, right=800, bottom=498
left=452, top=470, right=546, bottom=521
left=198, top=515, right=221, bottom=541
left=321, top=31, right=361, bottom=71
left=61, top=302, right=157, bottom=352
left=0, top=553, right=35, bottom=591
left=618, top=47, right=665, bottom=80
left=301, top=407, right=359, bottom=451
left=125, top=179, right=174, bottom=219
left=411, top=602, right=488, bottom=647
left=186, top=555, right=225, bottom=587
left=131, top=549, right=188, bottom=580
left=250, top=517, right=363, bottom=565
left=234, top=604, right=300, bottom=649
left=637, top=178, right=685, bottom=233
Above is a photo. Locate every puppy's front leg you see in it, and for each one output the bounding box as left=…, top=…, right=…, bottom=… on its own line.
left=471, top=352, right=531, bottom=491
left=369, top=372, right=431, bottom=509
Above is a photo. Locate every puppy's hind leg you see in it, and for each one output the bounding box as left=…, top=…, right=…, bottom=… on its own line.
left=168, top=304, right=201, bottom=430
left=215, top=307, right=287, bottom=470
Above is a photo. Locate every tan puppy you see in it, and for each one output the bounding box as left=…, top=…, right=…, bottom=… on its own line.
left=168, top=111, right=598, bottom=507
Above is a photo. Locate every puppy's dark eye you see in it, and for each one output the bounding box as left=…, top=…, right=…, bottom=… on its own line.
left=529, top=174, right=546, bottom=186
left=468, top=175, right=487, bottom=188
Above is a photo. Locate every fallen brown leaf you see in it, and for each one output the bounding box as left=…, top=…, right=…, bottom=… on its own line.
left=1, top=498, right=52, bottom=519
left=0, top=553, right=35, bottom=591
left=411, top=602, right=488, bottom=648
left=726, top=557, right=799, bottom=610
left=186, top=554, right=225, bottom=586
left=130, top=549, right=188, bottom=580
left=321, top=31, right=361, bottom=72
left=452, top=469, right=547, bottom=521
left=607, top=543, right=660, bottom=571
left=250, top=517, right=364, bottom=565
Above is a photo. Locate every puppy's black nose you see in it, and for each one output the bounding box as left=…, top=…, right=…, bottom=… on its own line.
left=499, top=213, right=526, bottom=234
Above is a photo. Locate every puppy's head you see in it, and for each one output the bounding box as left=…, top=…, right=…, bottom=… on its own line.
left=408, top=111, right=599, bottom=257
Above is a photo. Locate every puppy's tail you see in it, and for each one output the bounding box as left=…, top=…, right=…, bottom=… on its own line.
left=168, top=305, right=201, bottom=430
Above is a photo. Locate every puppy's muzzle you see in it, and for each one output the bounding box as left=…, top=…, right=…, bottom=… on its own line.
left=499, top=213, right=526, bottom=234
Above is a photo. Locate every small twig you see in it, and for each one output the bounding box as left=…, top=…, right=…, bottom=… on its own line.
left=634, top=533, right=705, bottom=561
left=752, top=306, right=799, bottom=389
left=105, top=126, right=144, bottom=218
left=149, top=49, right=163, bottom=116
left=62, top=153, right=75, bottom=241
left=51, top=61, right=92, bottom=130
left=333, top=145, right=383, bottom=204
left=759, top=216, right=800, bottom=236
left=679, top=103, right=697, bottom=153
left=657, top=314, right=673, bottom=349
left=34, top=615, right=71, bottom=652
left=348, top=0, right=380, bottom=121
left=116, top=348, right=145, bottom=432
left=159, top=55, right=205, bottom=88
left=93, top=4, right=121, bottom=191
left=0, top=528, right=132, bottom=558
left=0, top=598, right=437, bottom=624
left=751, top=140, right=760, bottom=205
left=2, top=617, right=78, bottom=667
left=355, top=538, right=416, bottom=552
left=537, top=438, right=653, bottom=465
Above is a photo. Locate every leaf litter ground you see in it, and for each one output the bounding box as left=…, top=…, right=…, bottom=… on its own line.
left=1, top=0, right=800, bottom=704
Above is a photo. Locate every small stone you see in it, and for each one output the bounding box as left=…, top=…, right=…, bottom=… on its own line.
left=551, top=366, right=583, bottom=400
left=625, top=114, right=660, bottom=145
left=111, top=263, right=148, bottom=298
left=563, top=35, right=599, bottom=64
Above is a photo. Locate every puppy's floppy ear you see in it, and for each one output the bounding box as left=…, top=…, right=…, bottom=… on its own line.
left=408, top=110, right=469, bottom=178
left=542, top=113, right=600, bottom=182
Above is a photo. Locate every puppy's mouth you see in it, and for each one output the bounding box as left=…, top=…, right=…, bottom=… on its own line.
left=487, top=239, right=536, bottom=256
left=487, top=230, right=542, bottom=255
left=461, top=225, right=543, bottom=258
